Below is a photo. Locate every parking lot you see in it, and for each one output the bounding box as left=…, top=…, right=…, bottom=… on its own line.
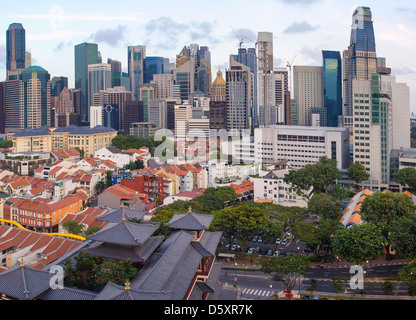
left=220, top=231, right=307, bottom=257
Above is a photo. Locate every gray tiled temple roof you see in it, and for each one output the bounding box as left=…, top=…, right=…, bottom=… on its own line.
left=84, top=236, right=164, bottom=262
left=38, top=287, right=97, bottom=300
left=96, top=207, right=147, bottom=223
left=0, top=262, right=54, bottom=300
left=94, top=282, right=175, bottom=300
left=167, top=212, right=214, bottom=230
left=86, top=220, right=159, bottom=246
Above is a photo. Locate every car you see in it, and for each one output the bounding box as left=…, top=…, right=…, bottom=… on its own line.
left=303, top=247, right=312, bottom=253
left=275, top=238, right=281, bottom=245
left=260, top=249, right=267, bottom=255
left=281, top=239, right=287, bottom=246
left=267, top=249, right=273, bottom=256
left=302, top=296, right=310, bottom=300
left=279, top=251, right=286, bottom=256
left=263, top=238, right=269, bottom=244
left=271, top=238, right=276, bottom=243
left=312, top=295, right=320, bottom=300
left=225, top=244, right=231, bottom=250
left=257, top=237, right=263, bottom=243
left=247, top=235, right=253, bottom=241
left=252, top=237, right=258, bottom=242
left=274, top=250, right=280, bottom=256
left=247, top=247, right=257, bottom=254
left=231, top=244, right=241, bottom=251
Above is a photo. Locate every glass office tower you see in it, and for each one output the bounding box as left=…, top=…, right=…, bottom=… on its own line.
left=75, top=42, right=99, bottom=122
left=323, top=50, right=343, bottom=127
left=6, top=23, right=26, bottom=80
left=144, top=57, right=164, bottom=83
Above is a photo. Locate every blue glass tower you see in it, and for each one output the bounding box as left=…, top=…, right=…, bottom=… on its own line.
left=322, top=51, right=343, bottom=127
left=144, top=57, right=164, bottom=83
left=6, top=23, right=26, bottom=79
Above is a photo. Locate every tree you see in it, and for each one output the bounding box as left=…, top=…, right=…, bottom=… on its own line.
left=347, top=162, right=370, bottom=189
left=398, top=260, right=416, bottom=297
left=360, top=191, right=416, bottom=257
left=389, top=215, right=416, bottom=259
left=62, top=221, right=83, bottom=235
left=0, top=140, right=12, bottom=148
left=331, top=224, right=384, bottom=265
left=307, top=193, right=343, bottom=220
left=95, top=180, right=107, bottom=194
left=212, top=202, right=269, bottom=253
left=394, top=167, right=416, bottom=190
left=332, top=279, right=344, bottom=297
left=261, top=255, right=311, bottom=300
left=284, top=156, right=342, bottom=199
left=382, top=281, right=393, bottom=296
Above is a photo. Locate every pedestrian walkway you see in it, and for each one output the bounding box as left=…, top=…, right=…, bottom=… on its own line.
left=241, top=287, right=274, bottom=297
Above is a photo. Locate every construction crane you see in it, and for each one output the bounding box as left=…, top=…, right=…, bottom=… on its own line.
left=231, top=26, right=244, bottom=49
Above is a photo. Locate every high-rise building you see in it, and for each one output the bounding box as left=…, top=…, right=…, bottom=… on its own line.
left=211, top=70, right=226, bottom=102
left=293, top=66, right=324, bottom=126
left=128, top=46, right=146, bottom=101
left=139, top=83, right=156, bottom=122
left=257, top=32, right=274, bottom=127
left=274, top=68, right=289, bottom=124
left=4, top=79, right=24, bottom=133
left=51, top=76, right=68, bottom=97
left=173, top=57, right=195, bottom=102
left=151, top=74, right=174, bottom=99
left=0, top=82, right=5, bottom=133
left=344, top=7, right=377, bottom=117
left=226, top=57, right=253, bottom=135
left=144, top=57, right=165, bottom=84
left=148, top=99, right=168, bottom=129
left=352, top=74, right=392, bottom=185
left=108, top=58, right=122, bottom=88
left=75, top=42, right=99, bottom=122
left=20, top=66, right=52, bottom=129
left=322, top=51, right=343, bottom=127
left=6, top=23, right=26, bottom=80
left=88, top=63, right=112, bottom=111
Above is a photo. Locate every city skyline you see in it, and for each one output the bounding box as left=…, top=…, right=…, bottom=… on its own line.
left=0, top=0, right=415, bottom=112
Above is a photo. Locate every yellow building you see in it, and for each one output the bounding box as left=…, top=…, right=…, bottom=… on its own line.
left=12, top=126, right=53, bottom=153
left=51, top=125, right=117, bottom=157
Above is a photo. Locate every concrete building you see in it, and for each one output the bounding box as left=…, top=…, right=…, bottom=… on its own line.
left=293, top=66, right=324, bottom=126
left=255, top=125, right=350, bottom=170
left=253, top=169, right=310, bottom=207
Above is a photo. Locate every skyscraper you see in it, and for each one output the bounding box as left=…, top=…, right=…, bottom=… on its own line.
left=88, top=63, right=112, bottom=111
left=6, top=23, right=26, bottom=80
left=128, top=46, right=146, bottom=101
left=20, top=66, right=51, bottom=129
left=226, top=57, right=253, bottom=135
left=293, top=66, right=324, bottom=126
left=322, top=51, right=343, bottom=127
left=344, top=6, right=377, bottom=117
left=257, top=32, right=275, bottom=127
left=75, top=42, right=99, bottom=122
left=144, top=56, right=165, bottom=84
left=108, top=58, right=122, bottom=88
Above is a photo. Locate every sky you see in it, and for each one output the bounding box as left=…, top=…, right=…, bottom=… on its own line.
left=0, top=0, right=415, bottom=113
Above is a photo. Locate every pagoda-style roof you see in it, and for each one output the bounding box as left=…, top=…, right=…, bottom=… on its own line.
left=86, top=220, right=159, bottom=246
left=167, top=211, right=214, bottom=231
left=0, top=262, right=54, bottom=300
left=84, top=236, right=164, bottom=263
left=96, top=207, right=147, bottom=223
left=94, top=282, right=175, bottom=300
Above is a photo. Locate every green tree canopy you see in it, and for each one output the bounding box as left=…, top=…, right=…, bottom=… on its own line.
left=307, top=193, right=343, bottom=220
left=394, top=167, right=416, bottom=190
left=260, top=254, right=311, bottom=299
left=62, top=221, right=83, bottom=235
left=389, top=215, right=416, bottom=259
left=331, top=224, right=384, bottom=265
left=347, top=162, right=370, bottom=186
left=284, top=156, right=342, bottom=199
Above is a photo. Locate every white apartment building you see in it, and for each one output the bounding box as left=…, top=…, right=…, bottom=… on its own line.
left=253, top=169, right=310, bottom=208
left=254, top=125, right=350, bottom=170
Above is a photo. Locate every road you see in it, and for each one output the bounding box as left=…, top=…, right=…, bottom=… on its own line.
left=218, top=263, right=409, bottom=300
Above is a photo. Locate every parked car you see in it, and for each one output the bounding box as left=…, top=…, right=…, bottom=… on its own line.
left=303, top=247, right=312, bottom=253
left=267, top=249, right=273, bottom=256
left=275, top=238, right=281, bottom=245
left=247, top=248, right=257, bottom=254
left=257, top=237, right=263, bottom=243
left=263, top=238, right=269, bottom=244
left=225, top=244, right=231, bottom=250
left=274, top=251, right=280, bottom=256
left=252, top=237, right=258, bottom=242
left=313, top=295, right=319, bottom=300
left=281, top=239, right=287, bottom=246
left=231, top=244, right=241, bottom=251
left=260, top=249, right=267, bottom=255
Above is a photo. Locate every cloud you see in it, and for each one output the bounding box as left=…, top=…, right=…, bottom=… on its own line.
left=392, top=66, right=416, bottom=76
left=54, top=41, right=73, bottom=52
left=228, top=28, right=257, bottom=44
left=5, top=12, right=144, bottom=23
left=90, top=25, right=127, bottom=47
left=284, top=21, right=319, bottom=34
left=144, top=17, right=220, bottom=51
left=300, top=45, right=329, bottom=64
